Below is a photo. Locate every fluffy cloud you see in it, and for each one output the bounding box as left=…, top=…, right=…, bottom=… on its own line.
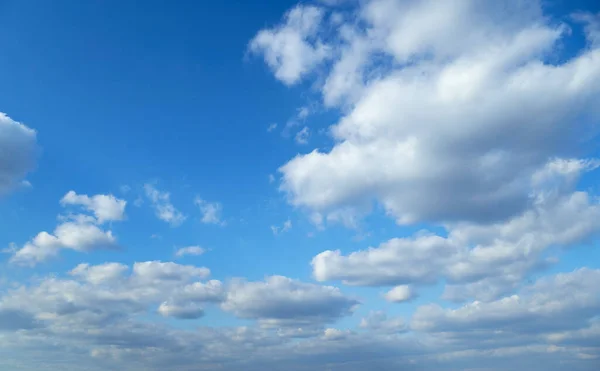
left=0, top=112, right=37, bottom=195
left=411, top=268, right=600, bottom=335
left=221, top=276, right=359, bottom=327
left=265, top=0, right=600, bottom=228
left=61, top=191, right=126, bottom=223
left=313, top=183, right=600, bottom=300
left=384, top=285, right=415, bottom=303
left=249, top=5, right=330, bottom=85
left=144, top=184, right=186, bottom=226
left=0, top=266, right=598, bottom=370
left=10, top=221, right=118, bottom=266
left=8, top=191, right=126, bottom=266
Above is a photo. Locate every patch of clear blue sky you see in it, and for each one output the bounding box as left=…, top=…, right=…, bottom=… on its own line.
left=0, top=0, right=599, bottom=328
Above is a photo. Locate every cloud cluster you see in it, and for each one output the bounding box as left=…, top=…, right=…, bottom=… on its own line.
left=7, top=191, right=127, bottom=266
left=1, top=265, right=598, bottom=370
left=312, top=172, right=600, bottom=300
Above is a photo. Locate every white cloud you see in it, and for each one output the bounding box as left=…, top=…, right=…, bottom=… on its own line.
left=194, top=197, right=224, bottom=225
left=267, top=123, right=278, bottom=132
left=411, top=268, right=600, bottom=335
left=144, top=184, right=186, bottom=226
left=312, top=177, right=600, bottom=300
left=264, top=0, right=600, bottom=228
left=9, top=219, right=119, bottom=267
left=221, top=276, right=359, bottom=327
left=0, top=265, right=598, bottom=370
left=0, top=112, right=37, bottom=196
left=61, top=191, right=127, bottom=224
left=70, top=263, right=129, bottom=285
left=384, top=285, right=415, bottom=303
left=175, top=246, right=206, bottom=258
left=249, top=5, right=330, bottom=85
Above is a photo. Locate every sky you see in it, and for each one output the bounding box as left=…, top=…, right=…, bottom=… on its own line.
left=1, top=0, right=600, bottom=370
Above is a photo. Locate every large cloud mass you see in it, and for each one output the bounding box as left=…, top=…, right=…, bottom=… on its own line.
left=252, top=0, right=600, bottom=226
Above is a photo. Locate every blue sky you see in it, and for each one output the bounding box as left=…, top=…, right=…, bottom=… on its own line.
left=1, top=0, right=600, bottom=370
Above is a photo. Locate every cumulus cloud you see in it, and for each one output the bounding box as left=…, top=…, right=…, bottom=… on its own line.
left=411, top=268, right=600, bottom=335
left=144, top=184, right=186, bottom=226
left=221, top=276, right=359, bottom=327
left=7, top=191, right=127, bottom=266
left=9, top=220, right=119, bottom=267
left=312, top=160, right=600, bottom=300
left=194, top=196, right=225, bottom=225
left=384, top=285, right=416, bottom=303
left=262, top=0, right=600, bottom=228
left=249, top=5, right=330, bottom=85
left=0, top=266, right=598, bottom=370
left=61, top=191, right=126, bottom=223
left=0, top=112, right=37, bottom=196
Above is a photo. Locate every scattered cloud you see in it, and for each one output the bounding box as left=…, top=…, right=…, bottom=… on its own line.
left=267, top=123, right=278, bottom=132
left=249, top=5, right=330, bottom=85
left=294, top=126, right=310, bottom=144
left=271, top=219, right=292, bottom=235
left=175, top=246, right=206, bottom=258
left=7, top=191, right=125, bottom=266
left=144, top=184, right=186, bottom=226
left=194, top=197, right=225, bottom=225
left=60, top=191, right=126, bottom=223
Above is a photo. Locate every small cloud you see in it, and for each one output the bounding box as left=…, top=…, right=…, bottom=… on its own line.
left=194, top=197, right=225, bottom=226
left=271, top=219, right=292, bottom=235
left=269, top=174, right=276, bottom=183
left=144, top=184, right=186, bottom=227
left=119, top=185, right=131, bottom=194
left=175, top=246, right=206, bottom=258
left=267, top=123, right=278, bottom=132
left=384, top=285, right=417, bottom=303
left=297, top=106, right=310, bottom=119
left=295, top=127, right=310, bottom=144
